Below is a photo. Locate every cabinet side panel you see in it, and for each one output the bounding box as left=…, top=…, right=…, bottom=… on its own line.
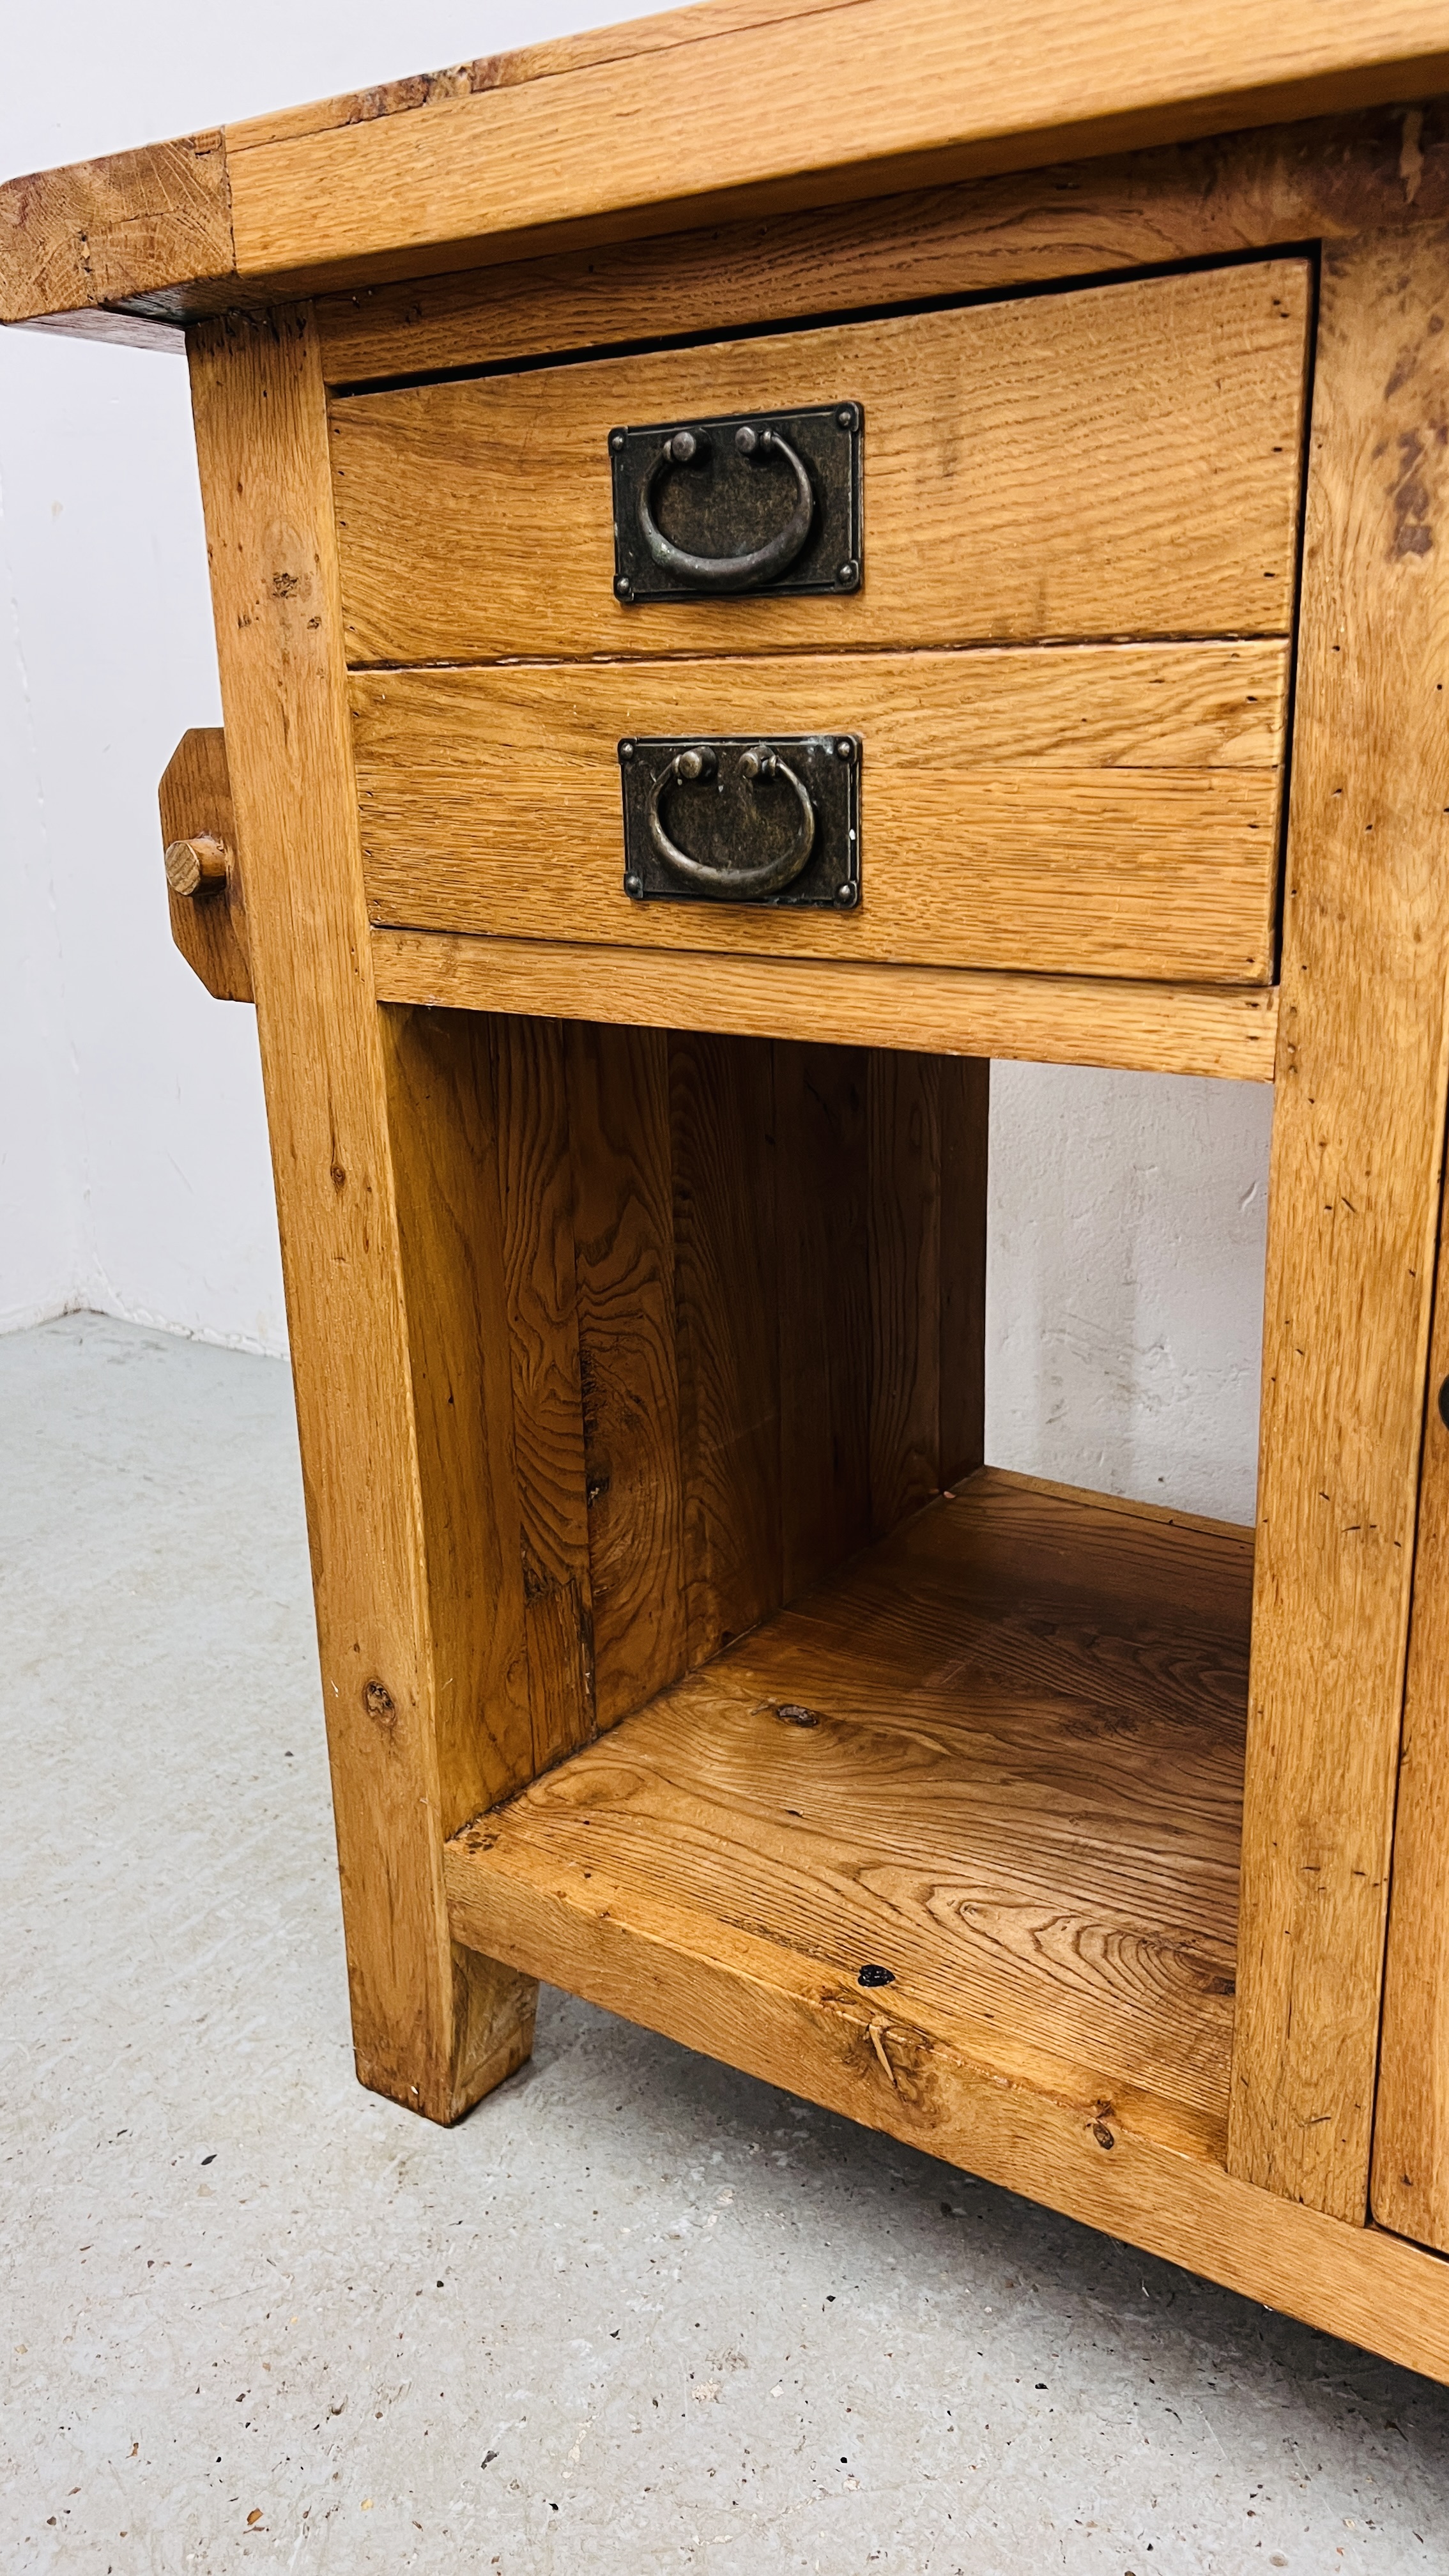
left=1229, top=227, right=1449, bottom=2220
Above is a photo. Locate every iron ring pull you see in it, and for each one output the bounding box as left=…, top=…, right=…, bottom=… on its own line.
left=637, top=426, right=815, bottom=593
left=647, top=744, right=817, bottom=898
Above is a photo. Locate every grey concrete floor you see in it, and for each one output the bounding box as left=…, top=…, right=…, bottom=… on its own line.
left=5, top=1315, right=1449, bottom=2573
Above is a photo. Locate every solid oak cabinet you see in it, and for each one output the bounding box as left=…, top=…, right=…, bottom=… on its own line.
left=11, top=0, right=1449, bottom=2385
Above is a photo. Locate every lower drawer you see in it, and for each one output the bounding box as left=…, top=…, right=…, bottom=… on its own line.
left=353, top=641, right=1286, bottom=984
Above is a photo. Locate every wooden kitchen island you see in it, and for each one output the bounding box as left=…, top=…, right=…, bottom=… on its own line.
left=10, top=0, right=1449, bottom=2381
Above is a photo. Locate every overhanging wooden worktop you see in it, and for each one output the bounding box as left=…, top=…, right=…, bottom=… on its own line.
left=5, top=0, right=1449, bottom=330
left=12, top=0, right=1449, bottom=2388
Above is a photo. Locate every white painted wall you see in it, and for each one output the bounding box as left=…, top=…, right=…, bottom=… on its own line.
left=0, top=1, right=1273, bottom=1515
left=985, top=1064, right=1271, bottom=1523
left=0, top=0, right=679, bottom=1354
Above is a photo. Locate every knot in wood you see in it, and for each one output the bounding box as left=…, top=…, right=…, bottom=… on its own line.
left=364, top=1679, right=397, bottom=1729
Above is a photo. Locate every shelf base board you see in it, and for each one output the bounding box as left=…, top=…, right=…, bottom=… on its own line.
left=448, top=1820, right=1449, bottom=2379
left=443, top=1466, right=1449, bottom=2379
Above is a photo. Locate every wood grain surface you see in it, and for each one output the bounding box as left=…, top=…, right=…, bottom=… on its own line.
left=187, top=306, right=538, bottom=2124
left=774, top=1040, right=871, bottom=1600
left=1229, top=227, right=1449, bottom=2221
left=379, top=1007, right=535, bottom=1818
left=7, top=10, right=1449, bottom=326
left=158, top=726, right=251, bottom=1002
left=230, top=0, right=850, bottom=153
left=489, top=1015, right=597, bottom=1772
left=311, top=108, right=1449, bottom=389
left=1372, top=1199, right=1449, bottom=2253
left=447, top=1768, right=1449, bottom=2384
left=12, top=97, right=1447, bottom=355
left=474, top=1020, right=989, bottom=1713
left=372, top=930, right=1280, bottom=1080
left=939, top=1057, right=990, bottom=1487
left=450, top=1467, right=1251, bottom=2140
left=258, top=997, right=983, bottom=1787
left=331, top=263, right=1308, bottom=665
left=564, top=1023, right=687, bottom=1729
left=216, top=0, right=1449, bottom=298
left=671, top=1034, right=783, bottom=1664
left=352, top=645, right=1285, bottom=986
left=866, top=1054, right=943, bottom=1537
left=0, top=131, right=233, bottom=328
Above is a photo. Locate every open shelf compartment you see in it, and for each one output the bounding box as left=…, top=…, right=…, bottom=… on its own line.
left=445, top=1468, right=1251, bottom=2171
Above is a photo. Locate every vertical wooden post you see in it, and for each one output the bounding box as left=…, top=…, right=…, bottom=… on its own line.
left=565, top=1022, right=686, bottom=1729
left=1371, top=1156, right=1449, bottom=2249
left=866, top=1052, right=990, bottom=1534
left=188, top=307, right=537, bottom=2124
left=1229, top=228, right=1449, bottom=2220
left=671, top=1031, right=782, bottom=1665
left=867, top=1052, right=944, bottom=1540
left=939, top=1055, right=990, bottom=1490
left=774, top=1039, right=870, bottom=1600
left=491, top=1013, right=597, bottom=1770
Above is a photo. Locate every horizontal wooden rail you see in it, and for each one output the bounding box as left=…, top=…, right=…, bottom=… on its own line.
left=370, top=928, right=1278, bottom=1081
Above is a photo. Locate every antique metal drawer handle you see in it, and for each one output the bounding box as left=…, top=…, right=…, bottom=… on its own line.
left=638, top=425, right=815, bottom=594
left=610, top=405, right=861, bottom=604
left=620, top=732, right=859, bottom=908
left=648, top=742, right=816, bottom=897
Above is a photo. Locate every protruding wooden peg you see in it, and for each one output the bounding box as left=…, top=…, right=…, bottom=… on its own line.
left=158, top=728, right=252, bottom=1002
left=164, top=832, right=231, bottom=897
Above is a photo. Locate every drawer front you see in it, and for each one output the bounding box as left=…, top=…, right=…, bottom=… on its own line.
left=332, top=258, right=1310, bottom=666
left=354, top=641, right=1285, bottom=985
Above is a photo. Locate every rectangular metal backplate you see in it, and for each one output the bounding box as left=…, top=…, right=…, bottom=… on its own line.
left=609, top=403, right=862, bottom=606
left=619, top=735, right=861, bottom=910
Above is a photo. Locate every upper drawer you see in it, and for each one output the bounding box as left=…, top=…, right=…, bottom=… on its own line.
left=330, top=257, right=1310, bottom=668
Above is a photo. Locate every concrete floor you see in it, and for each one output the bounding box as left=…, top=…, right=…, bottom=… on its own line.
left=5, top=1316, right=1449, bottom=2573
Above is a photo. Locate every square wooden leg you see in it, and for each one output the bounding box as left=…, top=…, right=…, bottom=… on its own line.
left=189, top=307, right=539, bottom=2122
